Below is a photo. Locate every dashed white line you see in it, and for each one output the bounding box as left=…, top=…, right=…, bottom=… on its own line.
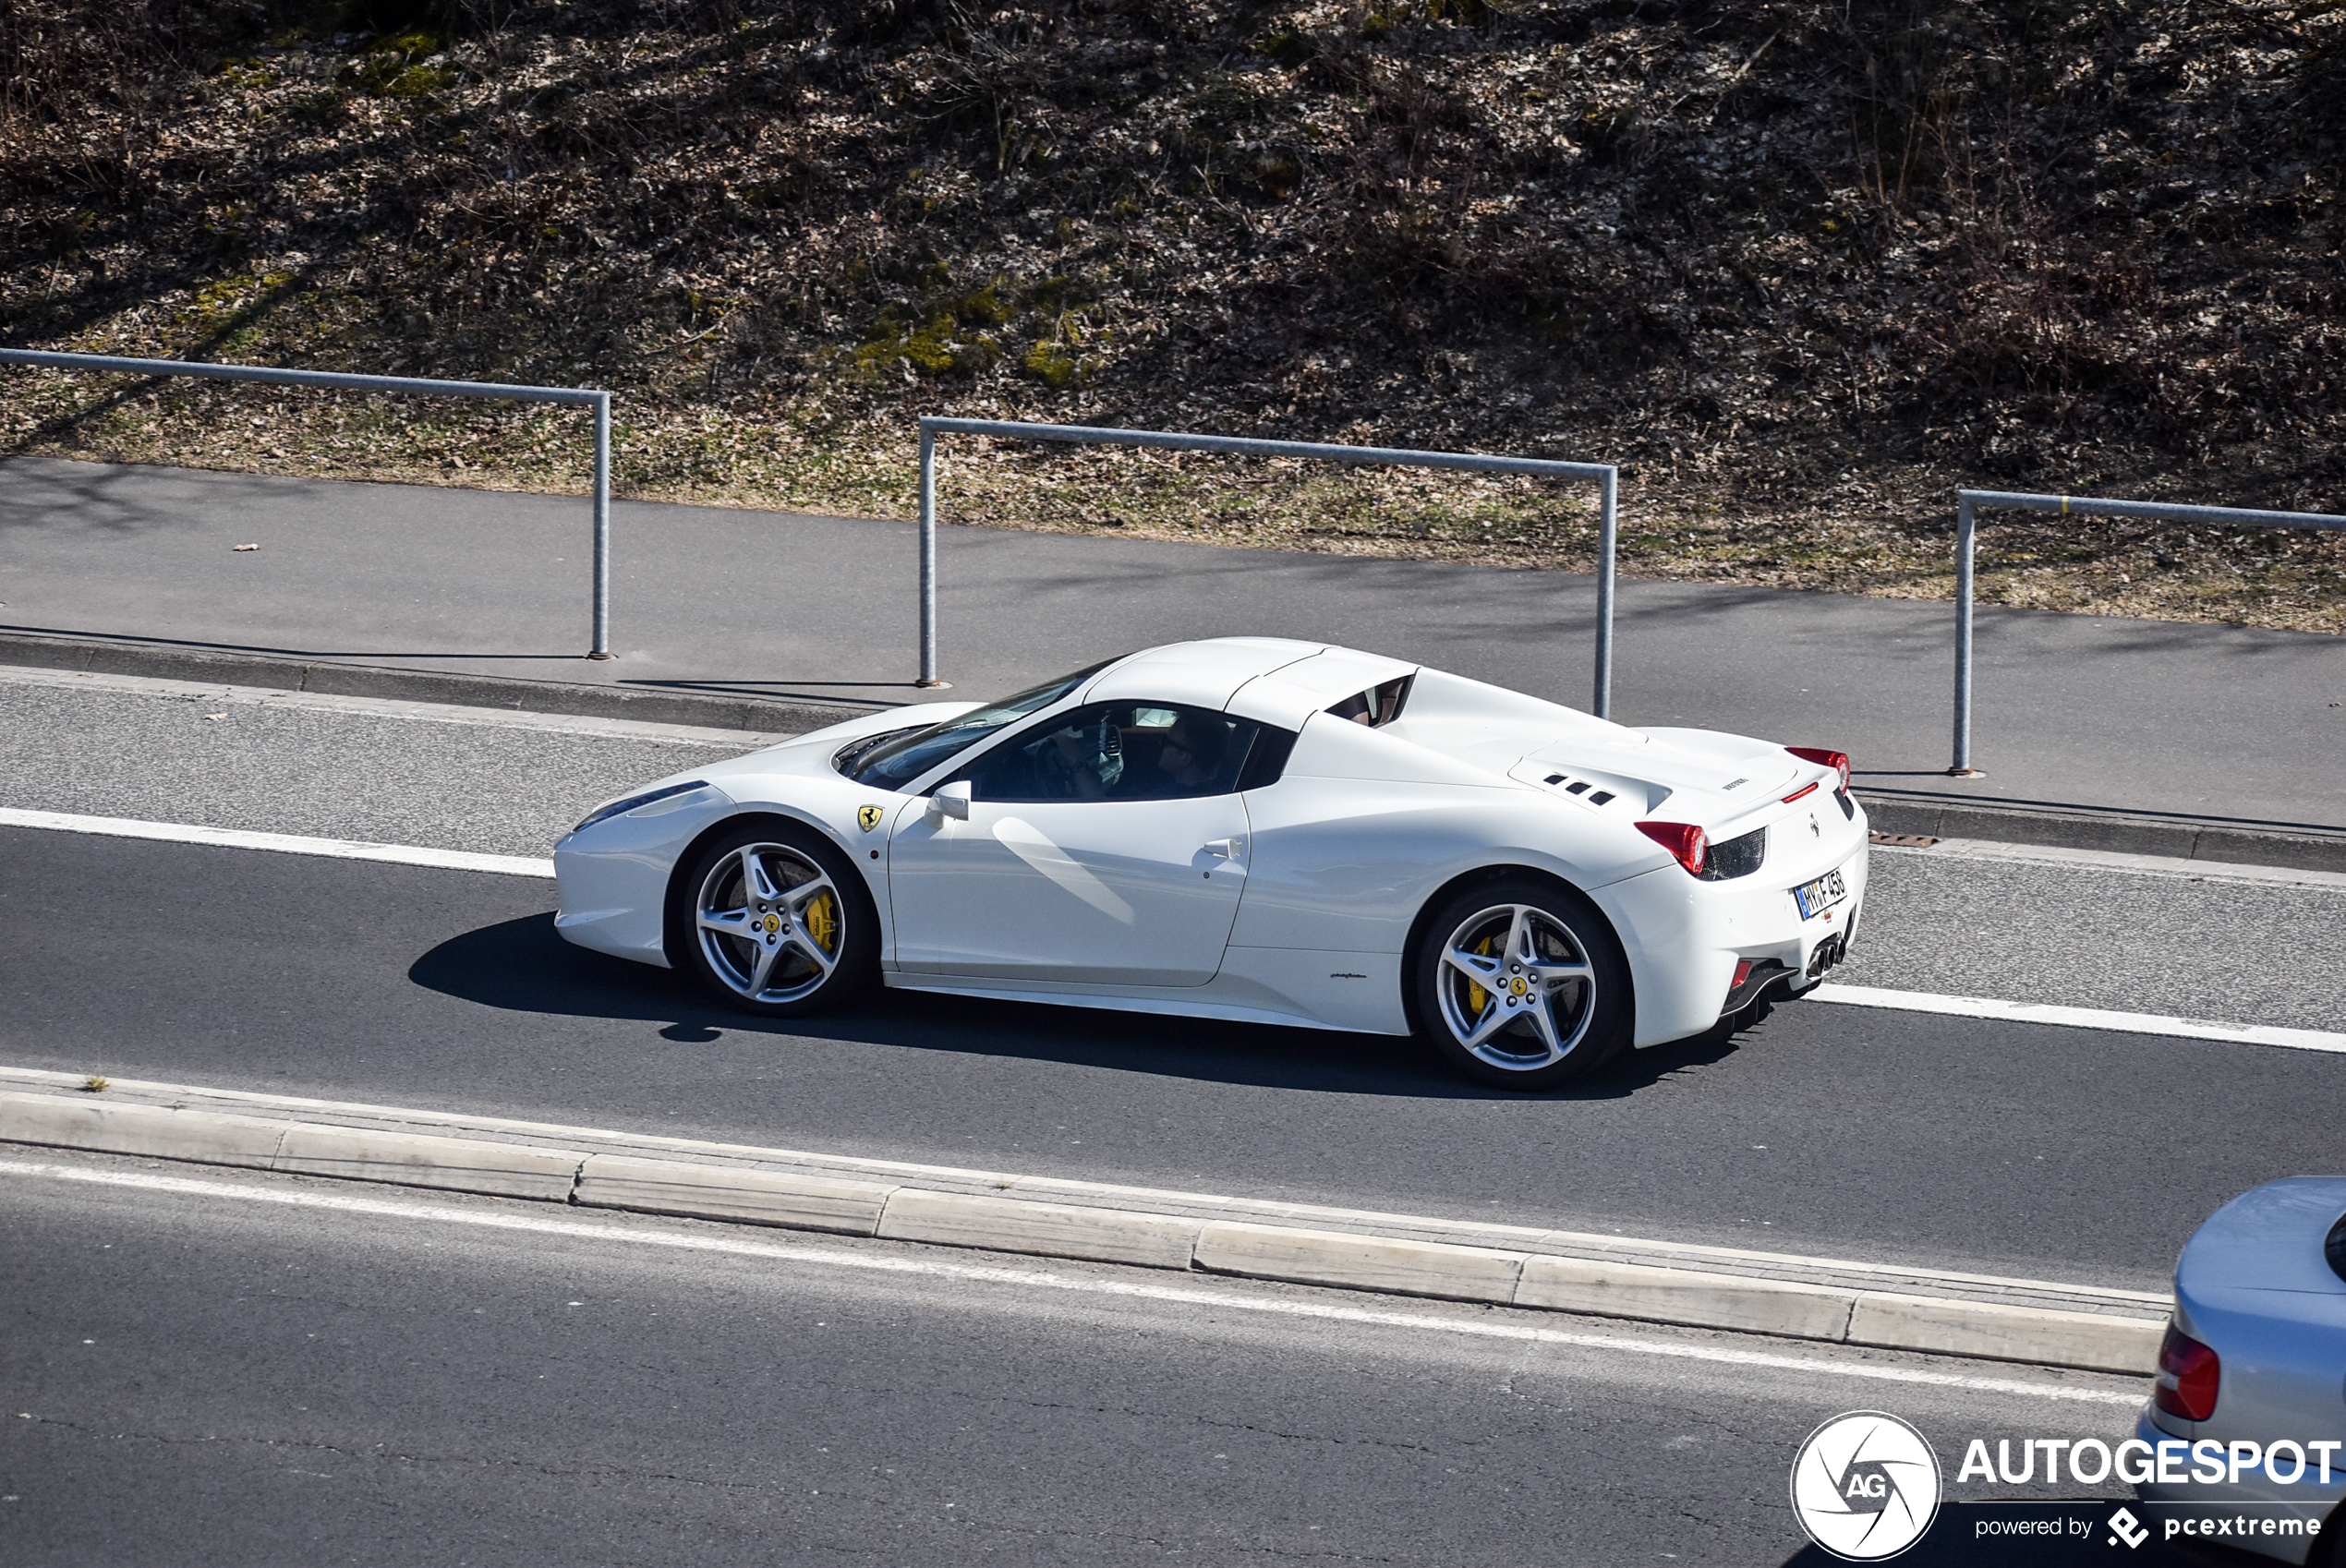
left=0, top=1157, right=2143, bottom=1406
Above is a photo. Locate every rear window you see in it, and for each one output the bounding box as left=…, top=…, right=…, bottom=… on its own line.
left=1325, top=674, right=1413, bottom=729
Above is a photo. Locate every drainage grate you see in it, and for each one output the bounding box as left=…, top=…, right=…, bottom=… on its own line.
left=1869, top=831, right=1940, bottom=848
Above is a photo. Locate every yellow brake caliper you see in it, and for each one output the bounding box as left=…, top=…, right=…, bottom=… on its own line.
left=805, top=889, right=839, bottom=957
left=1465, top=935, right=1496, bottom=1018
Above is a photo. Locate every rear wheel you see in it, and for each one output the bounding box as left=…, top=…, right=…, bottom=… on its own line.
left=673, top=820, right=877, bottom=1016
left=1410, top=876, right=1632, bottom=1089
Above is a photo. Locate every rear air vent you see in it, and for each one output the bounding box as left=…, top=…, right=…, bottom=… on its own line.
left=1535, top=772, right=1622, bottom=808
left=1697, top=826, right=1766, bottom=881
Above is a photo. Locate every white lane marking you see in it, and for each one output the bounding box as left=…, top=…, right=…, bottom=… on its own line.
left=1, top=1158, right=2143, bottom=1407
left=1808, top=983, right=2346, bottom=1055
left=0, top=806, right=553, bottom=878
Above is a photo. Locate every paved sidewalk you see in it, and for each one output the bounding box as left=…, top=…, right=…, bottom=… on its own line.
left=3, top=454, right=2340, bottom=828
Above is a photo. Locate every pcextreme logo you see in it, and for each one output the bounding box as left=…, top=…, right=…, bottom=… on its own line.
left=1790, top=1411, right=1944, bottom=1561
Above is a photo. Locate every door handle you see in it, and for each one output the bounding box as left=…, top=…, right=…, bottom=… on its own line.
left=1203, top=836, right=1247, bottom=860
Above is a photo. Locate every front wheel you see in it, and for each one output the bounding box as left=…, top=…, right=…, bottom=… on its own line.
left=1410, top=876, right=1632, bottom=1089
left=672, top=820, right=877, bottom=1016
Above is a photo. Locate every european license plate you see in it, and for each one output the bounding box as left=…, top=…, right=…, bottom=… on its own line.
left=1792, top=866, right=1849, bottom=920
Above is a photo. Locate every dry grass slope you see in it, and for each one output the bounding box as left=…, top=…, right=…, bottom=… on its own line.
left=3, top=0, right=2342, bottom=633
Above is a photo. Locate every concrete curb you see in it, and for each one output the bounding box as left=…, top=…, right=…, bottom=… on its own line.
left=1196, top=1221, right=1530, bottom=1304
left=1515, top=1254, right=1859, bottom=1341
left=0, top=1085, right=2166, bottom=1376
left=1845, top=1292, right=2165, bottom=1371
left=880, top=1188, right=1203, bottom=1270
left=1858, top=790, right=2346, bottom=875
left=576, top=1153, right=894, bottom=1236
left=272, top=1122, right=583, bottom=1200
left=0, top=628, right=868, bottom=736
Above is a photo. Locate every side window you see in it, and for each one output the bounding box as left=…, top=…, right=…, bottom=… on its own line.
left=1235, top=724, right=1297, bottom=791
left=953, top=703, right=1273, bottom=802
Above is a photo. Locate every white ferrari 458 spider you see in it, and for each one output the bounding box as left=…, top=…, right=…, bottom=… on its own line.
left=553, top=638, right=1868, bottom=1086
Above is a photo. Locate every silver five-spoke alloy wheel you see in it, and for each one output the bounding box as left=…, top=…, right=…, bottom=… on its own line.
left=694, top=841, right=846, bottom=1005
left=1434, top=903, right=1598, bottom=1071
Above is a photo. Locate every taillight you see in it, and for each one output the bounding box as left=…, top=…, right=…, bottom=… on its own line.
left=1637, top=821, right=1708, bottom=875
left=1787, top=747, right=1851, bottom=791
left=2154, top=1323, right=2219, bottom=1421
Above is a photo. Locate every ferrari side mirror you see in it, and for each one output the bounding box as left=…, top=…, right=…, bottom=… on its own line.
left=929, top=780, right=973, bottom=822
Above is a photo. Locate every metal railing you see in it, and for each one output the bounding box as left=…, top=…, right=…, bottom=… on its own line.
left=0, top=347, right=617, bottom=658
left=1950, top=488, right=2346, bottom=775
left=918, top=416, right=1622, bottom=714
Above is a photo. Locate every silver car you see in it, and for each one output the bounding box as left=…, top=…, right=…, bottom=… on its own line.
left=2134, top=1176, right=2346, bottom=1564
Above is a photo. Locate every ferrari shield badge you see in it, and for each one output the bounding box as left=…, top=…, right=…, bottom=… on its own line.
left=857, top=804, right=885, bottom=832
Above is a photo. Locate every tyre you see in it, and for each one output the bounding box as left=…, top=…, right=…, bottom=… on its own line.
left=1409, top=875, right=1632, bottom=1089
left=671, top=819, right=877, bottom=1016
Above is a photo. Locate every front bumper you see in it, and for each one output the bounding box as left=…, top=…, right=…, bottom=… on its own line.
left=552, top=787, right=740, bottom=968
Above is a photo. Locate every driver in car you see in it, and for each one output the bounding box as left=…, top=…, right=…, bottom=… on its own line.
left=1152, top=717, right=1227, bottom=796
left=1037, top=714, right=1123, bottom=798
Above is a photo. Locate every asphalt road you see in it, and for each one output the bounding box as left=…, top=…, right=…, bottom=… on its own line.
left=6, top=823, right=2341, bottom=1292
left=3, top=656, right=2330, bottom=1565
left=0, top=669, right=734, bottom=857
left=0, top=1149, right=2154, bottom=1568
left=7, top=667, right=2345, bottom=1032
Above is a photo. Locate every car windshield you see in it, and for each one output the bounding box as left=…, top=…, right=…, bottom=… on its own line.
left=837, top=656, right=1127, bottom=790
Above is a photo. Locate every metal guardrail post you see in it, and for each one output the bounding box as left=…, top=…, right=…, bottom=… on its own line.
left=1593, top=465, right=1617, bottom=719
left=588, top=392, right=612, bottom=659
left=1947, top=487, right=2344, bottom=776
left=1950, top=493, right=1977, bottom=776
left=0, top=347, right=615, bottom=658
left=915, top=416, right=1619, bottom=709
left=915, top=421, right=944, bottom=688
